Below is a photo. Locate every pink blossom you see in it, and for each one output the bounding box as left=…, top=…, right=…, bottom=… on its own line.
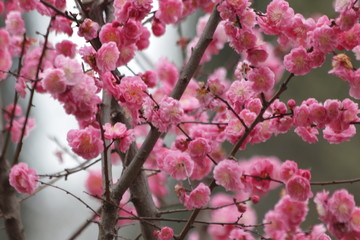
left=284, top=46, right=312, bottom=76
left=207, top=70, right=229, bottom=96
left=339, top=24, right=360, bottom=50
left=18, top=0, right=39, bottom=11
left=161, top=150, right=194, bottom=180
left=328, top=189, right=355, bottom=222
left=9, top=162, right=38, bottom=194
left=55, top=40, right=77, bottom=58
left=138, top=70, right=157, bottom=88
left=148, top=172, right=168, bottom=198
left=113, top=0, right=152, bottom=24
left=156, top=0, right=183, bottom=24
left=79, top=46, right=98, bottom=71
left=184, top=182, right=211, bottom=210
left=5, top=11, right=25, bottom=36
left=246, top=45, right=269, bottom=65
left=226, top=80, right=254, bottom=106
left=323, top=125, right=356, bottom=144
left=121, top=19, right=142, bottom=43
left=0, top=29, right=10, bottom=46
left=247, top=66, right=275, bottom=93
left=103, top=122, right=127, bottom=140
left=229, top=229, right=256, bottom=240
left=258, top=0, right=294, bottom=35
left=350, top=207, right=360, bottom=232
left=51, top=16, right=73, bottom=36
left=41, top=68, right=67, bottom=94
left=67, top=126, right=104, bottom=160
left=353, top=45, right=360, bottom=60
left=6, top=117, right=36, bottom=143
left=117, top=43, right=137, bottom=66
left=311, top=26, right=338, bottom=54
left=286, top=175, right=313, bottom=202
left=78, top=18, right=100, bottom=41
left=155, top=226, right=174, bottom=240
left=188, top=137, right=212, bottom=161
left=118, top=75, right=147, bottom=108
left=54, top=55, right=83, bottom=85
left=156, top=58, right=179, bottom=87
left=276, top=195, right=308, bottom=230
left=99, top=23, right=122, bottom=45
left=248, top=158, right=277, bottom=195
left=0, top=49, right=12, bottom=81
left=152, top=17, right=166, bottom=37
left=118, top=129, right=135, bottom=153
left=279, top=160, right=298, bottom=182
left=96, top=42, right=120, bottom=73
left=334, top=0, right=355, bottom=12
left=4, top=104, right=22, bottom=121
left=213, top=159, right=243, bottom=192
left=145, top=96, right=184, bottom=132
left=294, top=126, right=319, bottom=144
left=85, top=170, right=102, bottom=197
left=190, top=156, right=213, bottom=180
left=336, top=8, right=359, bottom=31
left=136, top=27, right=150, bottom=50
left=263, top=210, right=289, bottom=237
left=314, top=190, right=330, bottom=220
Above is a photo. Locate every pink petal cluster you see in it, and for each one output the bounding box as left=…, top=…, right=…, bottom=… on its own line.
left=247, top=66, right=275, bottom=93
left=314, top=189, right=360, bottom=239
left=41, top=68, right=67, bottom=94
left=67, top=126, right=104, bottom=160
left=176, top=183, right=211, bottom=210
left=144, top=96, right=184, bottom=132
left=96, top=41, right=120, bottom=73
left=213, top=159, right=243, bottom=192
left=188, top=137, right=212, bottom=161
left=85, top=170, right=102, bottom=197
left=154, top=226, right=174, bottom=240
left=78, top=18, right=100, bottom=41
left=5, top=11, right=25, bottom=36
left=118, top=76, right=148, bottom=109
left=155, top=0, right=183, bottom=24
left=5, top=116, right=36, bottom=143
left=263, top=195, right=309, bottom=238
left=159, top=150, right=194, bottom=180
left=9, top=162, right=38, bottom=194
left=103, top=122, right=127, bottom=140
left=208, top=193, right=257, bottom=240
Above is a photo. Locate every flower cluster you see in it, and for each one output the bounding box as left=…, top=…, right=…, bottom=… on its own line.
left=9, top=162, right=38, bottom=194
left=315, top=189, right=360, bottom=239
left=67, top=126, right=104, bottom=160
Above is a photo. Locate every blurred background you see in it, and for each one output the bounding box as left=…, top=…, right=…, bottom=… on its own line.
left=1, top=0, right=360, bottom=239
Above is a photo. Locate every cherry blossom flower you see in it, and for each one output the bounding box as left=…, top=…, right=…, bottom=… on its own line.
left=286, top=175, right=313, bottom=202
left=184, top=183, right=211, bottom=210
left=96, top=41, right=120, bottom=72
left=103, top=122, right=127, bottom=140
left=41, top=68, right=67, bottom=94
left=67, top=126, right=104, bottom=160
left=78, top=18, right=100, bottom=41
left=284, top=46, right=312, bottom=75
left=9, top=162, right=38, bottom=194
left=328, top=189, right=355, bottom=222
left=213, top=159, right=243, bottom=192
left=85, top=170, right=102, bottom=197
left=5, top=11, right=25, bottom=36
left=161, top=150, right=194, bottom=180
left=154, top=226, right=174, bottom=240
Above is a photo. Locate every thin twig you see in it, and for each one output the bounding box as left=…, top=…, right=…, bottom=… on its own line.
left=38, top=180, right=99, bottom=216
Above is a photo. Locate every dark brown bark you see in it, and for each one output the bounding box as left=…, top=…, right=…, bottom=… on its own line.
left=0, top=163, right=24, bottom=240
